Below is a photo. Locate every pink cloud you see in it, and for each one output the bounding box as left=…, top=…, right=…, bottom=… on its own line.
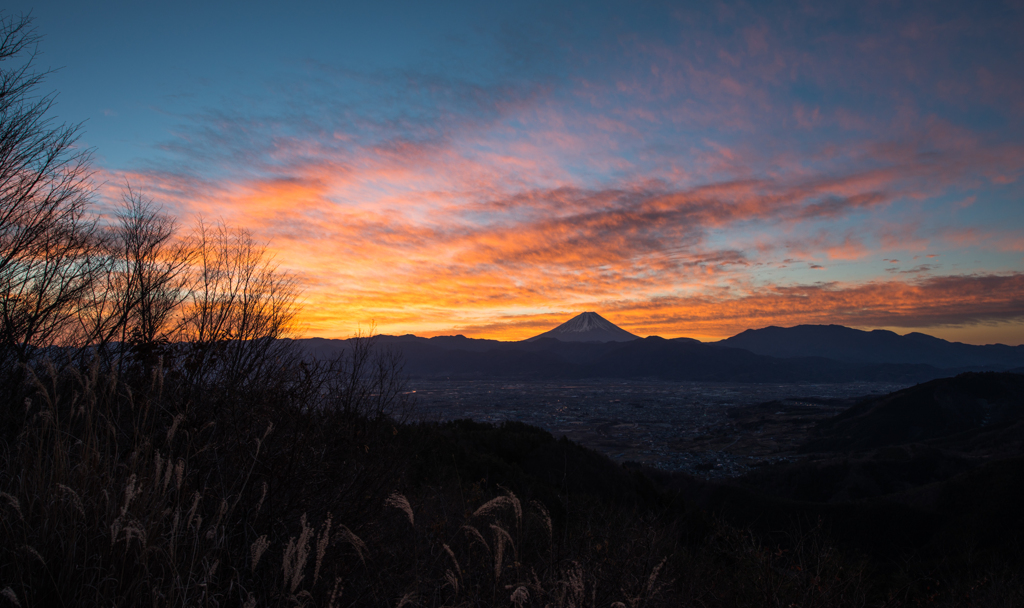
left=95, top=2, right=1024, bottom=342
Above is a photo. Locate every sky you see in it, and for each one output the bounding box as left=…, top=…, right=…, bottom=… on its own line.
left=7, top=0, right=1024, bottom=344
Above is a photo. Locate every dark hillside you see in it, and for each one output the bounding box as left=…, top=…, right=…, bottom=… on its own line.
left=402, top=420, right=667, bottom=520
left=735, top=444, right=974, bottom=503
left=724, top=372, right=1024, bottom=512
left=665, top=454, right=1024, bottom=564
left=802, top=372, right=1024, bottom=452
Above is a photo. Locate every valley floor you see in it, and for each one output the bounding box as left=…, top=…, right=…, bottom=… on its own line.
left=408, top=379, right=907, bottom=477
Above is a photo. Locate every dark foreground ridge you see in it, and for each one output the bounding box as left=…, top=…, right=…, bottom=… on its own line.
left=668, top=372, right=1024, bottom=570
left=5, top=346, right=1023, bottom=606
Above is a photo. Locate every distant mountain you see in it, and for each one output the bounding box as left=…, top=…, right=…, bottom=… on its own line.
left=719, top=325, right=1024, bottom=370
left=585, top=336, right=939, bottom=383
left=526, top=312, right=640, bottom=343
left=291, top=322, right=1024, bottom=383
left=295, top=333, right=947, bottom=383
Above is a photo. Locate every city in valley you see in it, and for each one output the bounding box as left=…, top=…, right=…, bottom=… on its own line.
left=408, top=378, right=906, bottom=478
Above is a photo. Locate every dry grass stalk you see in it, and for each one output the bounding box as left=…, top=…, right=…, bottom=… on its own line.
left=472, top=495, right=513, bottom=519
left=385, top=492, right=414, bottom=526
left=120, top=474, right=139, bottom=515
left=206, top=499, right=229, bottom=540
left=0, top=492, right=22, bottom=521
left=185, top=491, right=202, bottom=530
left=127, top=522, right=148, bottom=549
left=56, top=483, right=85, bottom=518
left=498, top=485, right=522, bottom=527
left=282, top=513, right=314, bottom=593
left=154, top=451, right=164, bottom=488
left=510, top=585, right=530, bottom=606
left=205, top=558, right=220, bottom=581
left=461, top=525, right=490, bottom=554
left=335, top=524, right=366, bottom=563
left=527, top=568, right=545, bottom=597
left=161, top=456, right=175, bottom=494
left=314, top=512, right=332, bottom=584
left=1, top=587, right=20, bottom=607
left=21, top=545, right=44, bottom=566
left=443, top=569, right=459, bottom=595
left=442, top=542, right=461, bottom=576
left=564, top=561, right=586, bottom=608
left=530, top=500, right=552, bottom=542
left=166, top=413, right=183, bottom=443
left=327, top=577, right=344, bottom=608
left=643, top=557, right=667, bottom=599
left=490, top=523, right=516, bottom=580
left=251, top=535, right=270, bottom=573
left=253, top=481, right=267, bottom=516
left=170, top=501, right=183, bottom=530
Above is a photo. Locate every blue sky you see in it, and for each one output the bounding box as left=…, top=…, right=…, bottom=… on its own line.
left=7, top=1, right=1024, bottom=343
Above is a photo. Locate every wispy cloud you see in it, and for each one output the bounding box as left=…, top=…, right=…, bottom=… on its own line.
left=98, top=0, right=1024, bottom=342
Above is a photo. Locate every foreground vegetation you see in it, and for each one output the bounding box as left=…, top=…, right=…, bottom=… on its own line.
left=4, top=353, right=1024, bottom=607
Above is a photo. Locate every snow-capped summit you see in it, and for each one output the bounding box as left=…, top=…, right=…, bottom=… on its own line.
left=525, top=312, right=640, bottom=343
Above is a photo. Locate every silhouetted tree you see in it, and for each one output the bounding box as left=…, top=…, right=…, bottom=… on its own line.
left=176, top=220, right=300, bottom=399
left=0, top=13, right=95, bottom=370
left=77, top=187, right=192, bottom=373
left=327, top=329, right=411, bottom=422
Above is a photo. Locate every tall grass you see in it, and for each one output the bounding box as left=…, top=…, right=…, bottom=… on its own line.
left=0, top=354, right=678, bottom=607
left=2, top=354, right=1022, bottom=606
left=0, top=347, right=395, bottom=606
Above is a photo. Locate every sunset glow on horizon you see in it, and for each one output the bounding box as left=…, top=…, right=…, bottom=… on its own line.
left=15, top=1, right=1024, bottom=344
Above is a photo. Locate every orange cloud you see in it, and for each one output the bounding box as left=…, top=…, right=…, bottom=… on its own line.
left=455, top=273, right=1024, bottom=342
left=93, top=12, right=1024, bottom=346
left=101, top=126, right=1024, bottom=343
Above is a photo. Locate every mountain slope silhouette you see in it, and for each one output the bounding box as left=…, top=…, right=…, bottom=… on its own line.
left=526, top=312, right=639, bottom=343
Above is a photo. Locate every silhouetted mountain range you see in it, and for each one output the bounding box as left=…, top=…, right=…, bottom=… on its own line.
left=719, top=324, right=1024, bottom=369
left=296, top=318, right=1023, bottom=382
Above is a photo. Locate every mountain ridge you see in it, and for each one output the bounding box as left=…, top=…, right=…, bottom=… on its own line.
left=719, top=324, right=1024, bottom=369
left=293, top=319, right=1024, bottom=382
left=525, top=311, right=640, bottom=343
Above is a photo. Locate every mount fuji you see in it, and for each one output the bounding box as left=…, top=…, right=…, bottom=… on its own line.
left=526, top=312, right=640, bottom=343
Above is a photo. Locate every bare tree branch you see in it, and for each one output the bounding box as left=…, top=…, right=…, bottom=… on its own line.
left=0, top=12, right=95, bottom=366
